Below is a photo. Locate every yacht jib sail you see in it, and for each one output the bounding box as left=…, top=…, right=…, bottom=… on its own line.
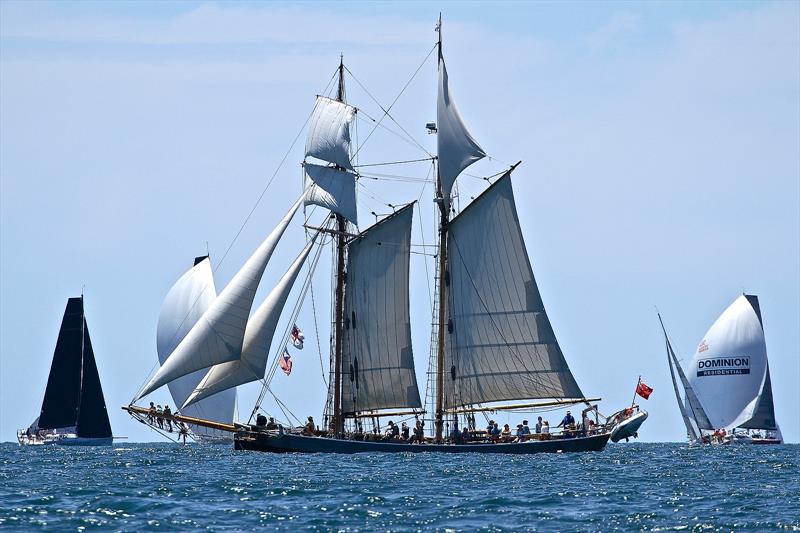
left=443, top=172, right=584, bottom=409
left=340, top=203, right=422, bottom=415
left=30, top=297, right=112, bottom=443
left=136, top=197, right=303, bottom=400
left=156, top=256, right=236, bottom=438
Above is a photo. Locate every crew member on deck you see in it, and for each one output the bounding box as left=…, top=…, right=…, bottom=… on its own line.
left=304, top=416, right=315, bottom=436
left=557, top=411, right=575, bottom=430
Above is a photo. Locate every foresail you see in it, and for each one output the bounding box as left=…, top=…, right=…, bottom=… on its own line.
left=182, top=236, right=318, bottom=408
left=305, top=96, right=356, bottom=170
left=135, top=197, right=303, bottom=401
left=340, top=204, right=422, bottom=414
left=437, top=54, right=485, bottom=205
left=686, top=294, right=774, bottom=430
left=443, top=172, right=584, bottom=409
left=304, top=164, right=358, bottom=224
left=75, top=311, right=112, bottom=439
left=155, top=256, right=236, bottom=429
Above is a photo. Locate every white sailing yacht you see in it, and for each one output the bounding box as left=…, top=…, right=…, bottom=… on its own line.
left=660, top=294, right=782, bottom=445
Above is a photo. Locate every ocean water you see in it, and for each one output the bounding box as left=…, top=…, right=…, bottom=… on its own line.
left=0, top=442, right=797, bottom=531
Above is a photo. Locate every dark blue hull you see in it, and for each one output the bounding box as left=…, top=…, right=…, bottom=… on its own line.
left=234, top=432, right=610, bottom=454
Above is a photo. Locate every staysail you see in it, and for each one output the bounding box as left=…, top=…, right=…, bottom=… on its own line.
left=38, top=297, right=111, bottom=438
left=437, top=50, right=486, bottom=205
left=305, top=96, right=356, bottom=171
left=443, top=172, right=584, bottom=409
left=136, top=198, right=303, bottom=401
left=156, top=256, right=236, bottom=431
left=340, top=204, right=422, bottom=414
left=182, top=236, right=318, bottom=408
left=303, top=164, right=358, bottom=224
left=686, top=294, right=778, bottom=431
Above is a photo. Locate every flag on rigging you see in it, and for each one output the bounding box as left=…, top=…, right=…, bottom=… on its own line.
left=636, top=380, right=654, bottom=400
left=279, top=348, right=293, bottom=376
left=291, top=324, right=305, bottom=350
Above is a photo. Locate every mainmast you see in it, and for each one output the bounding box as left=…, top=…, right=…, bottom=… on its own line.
left=332, top=55, right=347, bottom=436
left=434, top=15, right=447, bottom=443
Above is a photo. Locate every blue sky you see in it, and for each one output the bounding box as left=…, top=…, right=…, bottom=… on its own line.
left=1, top=1, right=798, bottom=443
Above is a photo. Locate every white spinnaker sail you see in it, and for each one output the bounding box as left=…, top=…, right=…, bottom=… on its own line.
left=437, top=54, right=485, bottom=205
left=182, top=236, right=317, bottom=408
left=340, top=204, right=422, bottom=414
left=687, top=294, right=778, bottom=430
left=443, top=172, right=584, bottom=409
left=305, top=96, right=356, bottom=171
left=303, top=164, right=358, bottom=224
left=156, top=257, right=236, bottom=431
left=135, top=198, right=303, bottom=401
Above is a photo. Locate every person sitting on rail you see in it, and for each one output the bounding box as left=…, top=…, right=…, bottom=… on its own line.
left=303, top=416, right=316, bottom=436
left=488, top=422, right=501, bottom=442
left=383, top=420, right=399, bottom=441
left=401, top=422, right=410, bottom=441
left=541, top=420, right=550, bottom=436
left=522, top=420, right=531, bottom=439
left=535, top=416, right=543, bottom=434
left=500, top=424, right=512, bottom=442
left=265, top=417, right=278, bottom=430
left=514, top=424, right=526, bottom=442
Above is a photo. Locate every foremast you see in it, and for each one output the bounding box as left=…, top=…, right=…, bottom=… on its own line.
left=332, top=56, right=347, bottom=436
left=434, top=16, right=447, bottom=443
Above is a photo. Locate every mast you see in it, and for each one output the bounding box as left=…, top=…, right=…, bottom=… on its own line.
left=434, top=14, right=447, bottom=443
left=332, top=55, right=347, bottom=436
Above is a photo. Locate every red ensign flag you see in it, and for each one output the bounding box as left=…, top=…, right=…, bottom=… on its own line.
left=636, top=381, right=654, bottom=400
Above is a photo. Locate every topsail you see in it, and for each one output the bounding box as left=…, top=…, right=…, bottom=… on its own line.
left=437, top=53, right=486, bottom=205
left=135, top=197, right=302, bottom=401
left=303, top=164, right=358, bottom=224
left=443, top=172, right=584, bottom=409
left=305, top=96, right=356, bottom=170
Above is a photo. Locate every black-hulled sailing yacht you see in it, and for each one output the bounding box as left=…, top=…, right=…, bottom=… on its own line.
left=18, top=297, right=113, bottom=446
left=125, top=17, right=635, bottom=453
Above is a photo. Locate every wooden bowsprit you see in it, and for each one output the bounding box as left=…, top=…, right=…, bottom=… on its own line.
left=122, top=405, right=239, bottom=435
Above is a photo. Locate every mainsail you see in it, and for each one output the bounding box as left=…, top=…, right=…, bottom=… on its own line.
left=38, top=297, right=111, bottom=438
left=305, top=96, right=356, bottom=171
left=442, top=172, right=584, bottom=409
left=182, top=236, right=318, bottom=408
left=156, top=256, right=236, bottom=431
left=136, top=198, right=303, bottom=400
left=659, top=314, right=711, bottom=441
left=340, top=204, right=422, bottom=414
left=686, top=294, right=778, bottom=431
left=437, top=50, right=486, bottom=205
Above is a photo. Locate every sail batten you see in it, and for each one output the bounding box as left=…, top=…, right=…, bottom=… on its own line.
left=443, top=173, right=583, bottom=409
left=136, top=197, right=303, bottom=401
left=305, top=96, right=356, bottom=170
left=340, top=204, right=422, bottom=414
left=182, top=236, right=318, bottom=408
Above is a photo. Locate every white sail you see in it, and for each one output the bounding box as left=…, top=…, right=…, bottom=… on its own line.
left=437, top=54, right=486, bottom=205
left=303, top=163, right=358, bottom=224
left=443, top=172, right=584, bottom=409
left=156, top=256, right=236, bottom=433
left=305, top=96, right=356, bottom=171
left=135, top=198, right=303, bottom=401
left=340, top=204, right=422, bottom=414
left=686, top=294, right=778, bottom=431
left=182, top=236, right=317, bottom=408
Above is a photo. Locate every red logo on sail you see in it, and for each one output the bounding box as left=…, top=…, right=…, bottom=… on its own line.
left=698, top=339, right=709, bottom=353
left=279, top=349, right=293, bottom=376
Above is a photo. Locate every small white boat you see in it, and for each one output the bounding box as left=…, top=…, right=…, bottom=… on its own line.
left=609, top=408, right=649, bottom=442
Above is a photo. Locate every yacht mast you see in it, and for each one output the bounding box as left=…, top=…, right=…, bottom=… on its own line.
left=332, top=56, right=347, bottom=436
left=434, top=15, right=447, bottom=443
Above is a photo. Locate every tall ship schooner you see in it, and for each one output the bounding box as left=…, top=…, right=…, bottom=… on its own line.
left=659, top=294, right=782, bottom=445
left=125, top=18, right=630, bottom=453
left=19, top=296, right=113, bottom=446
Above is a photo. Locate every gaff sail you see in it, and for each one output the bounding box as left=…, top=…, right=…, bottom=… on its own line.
left=340, top=204, right=422, bottom=414
left=156, top=256, right=236, bottom=432
left=443, top=172, right=584, bottom=409
left=136, top=197, right=303, bottom=400
left=686, top=294, right=778, bottom=431
left=182, top=235, right=319, bottom=408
